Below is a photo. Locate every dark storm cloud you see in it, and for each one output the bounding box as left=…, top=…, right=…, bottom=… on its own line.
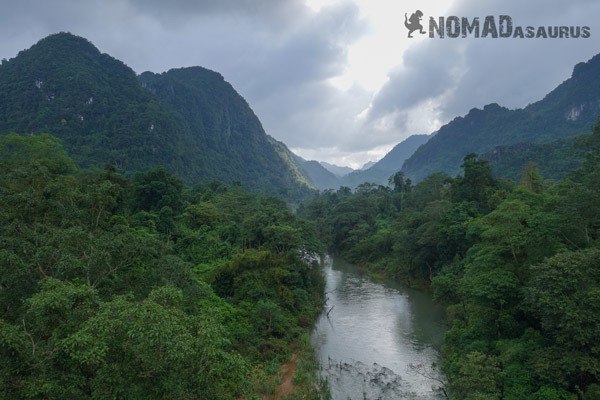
left=366, top=0, right=600, bottom=138
left=126, top=0, right=308, bottom=27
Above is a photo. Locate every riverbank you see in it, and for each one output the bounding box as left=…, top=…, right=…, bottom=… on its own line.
left=261, top=333, right=330, bottom=400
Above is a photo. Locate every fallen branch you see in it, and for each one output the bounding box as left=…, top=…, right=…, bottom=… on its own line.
left=326, top=305, right=335, bottom=318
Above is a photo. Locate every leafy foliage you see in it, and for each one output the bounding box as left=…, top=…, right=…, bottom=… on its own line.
left=482, top=137, right=583, bottom=182
left=0, top=134, right=325, bottom=399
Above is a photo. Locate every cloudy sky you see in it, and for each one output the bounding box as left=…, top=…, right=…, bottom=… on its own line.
left=1, top=0, right=599, bottom=168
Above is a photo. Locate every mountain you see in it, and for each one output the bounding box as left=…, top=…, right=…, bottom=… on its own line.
left=360, top=161, right=376, bottom=170
left=402, top=53, right=600, bottom=181
left=266, top=136, right=316, bottom=190
left=482, top=137, right=583, bottom=182
left=320, top=161, right=353, bottom=177
left=294, top=156, right=341, bottom=190
left=137, top=67, right=313, bottom=197
left=340, top=134, right=430, bottom=187
left=0, top=32, right=313, bottom=199
left=371, top=134, right=430, bottom=172
left=339, top=167, right=391, bottom=188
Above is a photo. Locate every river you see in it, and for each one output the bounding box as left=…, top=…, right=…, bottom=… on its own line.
left=311, top=256, right=447, bottom=400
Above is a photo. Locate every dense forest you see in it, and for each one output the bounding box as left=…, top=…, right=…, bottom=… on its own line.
left=483, top=136, right=583, bottom=183
left=0, top=133, right=327, bottom=399
left=299, top=122, right=600, bottom=399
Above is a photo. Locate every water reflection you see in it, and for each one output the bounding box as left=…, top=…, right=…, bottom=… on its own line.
left=311, top=256, right=447, bottom=400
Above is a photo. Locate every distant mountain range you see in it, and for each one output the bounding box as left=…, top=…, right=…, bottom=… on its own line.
left=320, top=161, right=354, bottom=177
left=292, top=134, right=430, bottom=190
left=324, top=52, right=600, bottom=187
left=292, top=154, right=340, bottom=191
left=360, top=161, right=376, bottom=170
left=1, top=33, right=598, bottom=197
left=401, top=54, right=600, bottom=181
left=0, top=32, right=315, bottom=200
left=325, top=135, right=430, bottom=189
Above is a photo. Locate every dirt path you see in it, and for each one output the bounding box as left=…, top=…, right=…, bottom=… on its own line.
left=264, top=354, right=298, bottom=400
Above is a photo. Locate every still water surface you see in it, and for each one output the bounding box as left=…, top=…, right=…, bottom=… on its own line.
left=311, top=256, right=447, bottom=399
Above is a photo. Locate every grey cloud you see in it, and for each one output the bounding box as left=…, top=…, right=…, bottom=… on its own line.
left=367, top=41, right=461, bottom=122
left=231, top=1, right=365, bottom=99
left=126, top=0, right=308, bottom=27
left=367, top=0, right=600, bottom=137
left=255, top=80, right=372, bottom=150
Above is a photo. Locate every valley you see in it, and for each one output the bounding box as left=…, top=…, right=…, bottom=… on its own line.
left=1, top=31, right=599, bottom=400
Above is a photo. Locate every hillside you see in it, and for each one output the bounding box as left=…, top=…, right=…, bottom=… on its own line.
left=294, top=156, right=341, bottom=190
left=372, top=134, right=430, bottom=172
left=266, top=136, right=316, bottom=190
left=0, top=133, right=326, bottom=399
left=137, top=67, right=314, bottom=198
left=0, top=32, right=313, bottom=199
left=320, top=161, right=353, bottom=177
left=483, top=137, right=583, bottom=182
left=340, top=134, right=430, bottom=187
left=401, top=53, right=600, bottom=181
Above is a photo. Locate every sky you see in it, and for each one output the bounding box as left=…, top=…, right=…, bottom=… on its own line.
left=0, top=0, right=599, bottom=168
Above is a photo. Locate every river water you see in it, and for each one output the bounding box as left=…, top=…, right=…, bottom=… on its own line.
left=311, top=256, right=447, bottom=400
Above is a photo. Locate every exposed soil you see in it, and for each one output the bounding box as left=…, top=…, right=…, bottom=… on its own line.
left=264, top=354, right=298, bottom=400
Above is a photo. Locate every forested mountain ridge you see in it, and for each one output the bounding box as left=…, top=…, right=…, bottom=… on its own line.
left=339, top=134, right=430, bottom=188
left=483, top=136, right=583, bottom=182
left=266, top=135, right=317, bottom=190
left=369, top=134, right=430, bottom=172
left=0, top=32, right=314, bottom=200
left=293, top=154, right=341, bottom=190
left=138, top=68, right=315, bottom=197
left=0, top=32, right=180, bottom=171
left=302, top=52, right=600, bottom=191
left=320, top=161, right=353, bottom=177
left=402, top=53, right=600, bottom=181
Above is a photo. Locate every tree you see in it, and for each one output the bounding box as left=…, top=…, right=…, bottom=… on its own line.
left=63, top=286, right=251, bottom=399
left=526, top=249, right=600, bottom=390
left=131, top=167, right=185, bottom=214
left=450, top=352, right=502, bottom=400
left=520, top=162, right=543, bottom=193
left=453, top=153, right=497, bottom=211
left=389, top=171, right=411, bottom=193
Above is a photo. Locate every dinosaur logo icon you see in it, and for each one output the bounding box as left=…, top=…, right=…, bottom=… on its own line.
left=405, top=10, right=426, bottom=38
